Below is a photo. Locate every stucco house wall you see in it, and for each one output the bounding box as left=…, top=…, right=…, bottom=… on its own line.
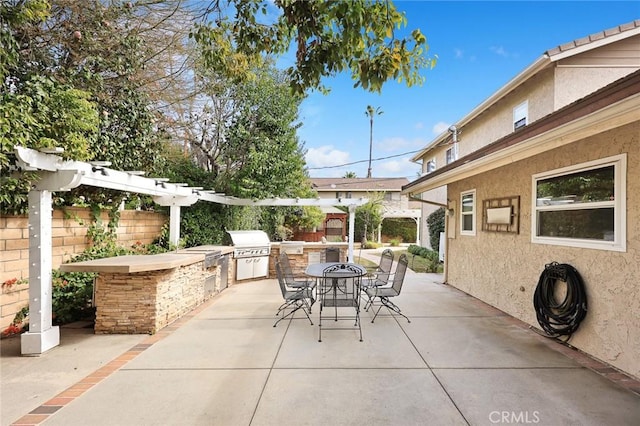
left=445, top=121, right=639, bottom=379
left=554, top=34, right=640, bottom=109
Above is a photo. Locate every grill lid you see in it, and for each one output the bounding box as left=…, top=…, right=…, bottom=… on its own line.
left=227, top=230, right=270, bottom=247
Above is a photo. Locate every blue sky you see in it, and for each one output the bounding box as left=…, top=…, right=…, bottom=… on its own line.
left=296, top=1, right=639, bottom=179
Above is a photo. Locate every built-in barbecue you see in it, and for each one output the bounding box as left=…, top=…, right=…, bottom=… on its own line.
left=227, top=230, right=271, bottom=281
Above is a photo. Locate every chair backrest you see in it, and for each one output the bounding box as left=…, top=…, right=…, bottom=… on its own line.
left=377, top=249, right=394, bottom=281
left=321, top=263, right=362, bottom=302
left=390, top=254, right=408, bottom=294
left=279, top=252, right=295, bottom=281
left=324, top=247, right=340, bottom=262
left=275, top=260, right=288, bottom=297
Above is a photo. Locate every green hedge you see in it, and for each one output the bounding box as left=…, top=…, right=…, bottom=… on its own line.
left=408, top=244, right=441, bottom=272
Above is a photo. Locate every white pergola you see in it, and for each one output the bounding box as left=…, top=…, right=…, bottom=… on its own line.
left=380, top=207, right=422, bottom=245
left=14, top=146, right=368, bottom=355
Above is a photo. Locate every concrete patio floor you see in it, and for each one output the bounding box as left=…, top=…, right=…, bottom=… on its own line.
left=2, top=256, right=639, bottom=425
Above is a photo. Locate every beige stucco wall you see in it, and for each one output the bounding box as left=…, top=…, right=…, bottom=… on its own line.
left=426, top=69, right=556, bottom=168
left=418, top=186, right=447, bottom=249
left=445, top=122, right=639, bottom=379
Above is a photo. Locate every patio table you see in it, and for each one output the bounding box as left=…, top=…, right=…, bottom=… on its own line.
left=305, top=262, right=367, bottom=342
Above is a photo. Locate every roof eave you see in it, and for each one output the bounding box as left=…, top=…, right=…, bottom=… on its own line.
left=410, top=55, right=550, bottom=163
left=403, top=72, right=640, bottom=195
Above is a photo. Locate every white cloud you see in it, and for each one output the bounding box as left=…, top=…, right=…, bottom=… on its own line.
left=414, top=122, right=424, bottom=130
left=490, top=45, right=509, bottom=57
left=454, top=48, right=464, bottom=59
left=432, top=121, right=450, bottom=135
left=305, top=145, right=350, bottom=168
left=378, top=158, right=421, bottom=177
left=377, top=136, right=409, bottom=152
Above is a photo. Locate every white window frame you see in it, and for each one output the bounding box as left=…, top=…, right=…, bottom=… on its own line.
left=531, top=154, right=626, bottom=252
left=460, top=189, right=476, bottom=236
left=513, top=100, right=528, bottom=131
left=446, top=143, right=458, bottom=164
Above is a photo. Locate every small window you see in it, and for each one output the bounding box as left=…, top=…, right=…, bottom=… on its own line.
left=460, top=189, right=476, bottom=236
left=426, top=158, right=436, bottom=173
left=513, top=101, right=528, bottom=131
left=532, top=154, right=626, bottom=251
left=446, top=144, right=458, bottom=164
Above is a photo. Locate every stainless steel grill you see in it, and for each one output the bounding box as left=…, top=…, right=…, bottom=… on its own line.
left=227, top=230, right=271, bottom=280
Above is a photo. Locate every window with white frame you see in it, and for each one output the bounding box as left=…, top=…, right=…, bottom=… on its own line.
left=532, top=154, right=626, bottom=252
left=446, top=143, right=458, bottom=164
left=460, top=189, right=476, bottom=235
left=513, top=101, right=528, bottom=131
left=426, top=158, right=436, bottom=173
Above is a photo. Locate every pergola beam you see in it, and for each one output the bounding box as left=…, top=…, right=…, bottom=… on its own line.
left=13, top=146, right=368, bottom=354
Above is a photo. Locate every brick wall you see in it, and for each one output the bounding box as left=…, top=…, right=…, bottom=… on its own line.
left=0, top=208, right=167, bottom=331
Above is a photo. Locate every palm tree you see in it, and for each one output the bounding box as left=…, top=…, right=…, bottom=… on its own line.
left=343, top=171, right=357, bottom=178
left=365, top=105, right=383, bottom=178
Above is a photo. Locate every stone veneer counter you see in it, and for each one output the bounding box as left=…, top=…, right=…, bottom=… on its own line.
left=60, top=249, right=232, bottom=334
left=59, top=253, right=205, bottom=274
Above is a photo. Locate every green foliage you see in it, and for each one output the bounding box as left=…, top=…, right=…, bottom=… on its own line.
left=1, top=75, right=100, bottom=214
left=426, top=207, right=445, bottom=250
left=389, top=238, right=400, bottom=247
left=51, top=270, right=95, bottom=324
left=407, top=244, right=441, bottom=273
left=381, top=218, right=416, bottom=243
left=362, top=241, right=382, bottom=249
left=354, top=192, right=384, bottom=242
left=192, top=0, right=436, bottom=94
left=1, top=0, right=167, bottom=213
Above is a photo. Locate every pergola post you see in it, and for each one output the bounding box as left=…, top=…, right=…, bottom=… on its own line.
left=169, top=205, right=181, bottom=247
left=414, top=217, right=421, bottom=245
left=21, top=190, right=60, bottom=355
left=348, top=205, right=356, bottom=262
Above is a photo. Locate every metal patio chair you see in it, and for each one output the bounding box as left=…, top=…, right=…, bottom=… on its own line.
left=279, top=252, right=316, bottom=310
left=273, top=260, right=314, bottom=327
left=362, top=248, right=394, bottom=310
left=364, top=254, right=411, bottom=323
left=318, top=263, right=363, bottom=342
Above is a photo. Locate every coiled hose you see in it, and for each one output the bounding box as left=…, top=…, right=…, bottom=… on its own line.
left=533, top=262, right=588, bottom=339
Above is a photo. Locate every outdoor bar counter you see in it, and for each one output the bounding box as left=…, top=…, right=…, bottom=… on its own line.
left=60, top=246, right=233, bottom=334
left=268, top=242, right=349, bottom=276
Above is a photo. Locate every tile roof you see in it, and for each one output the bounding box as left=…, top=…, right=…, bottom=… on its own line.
left=546, top=19, right=640, bottom=57
left=310, top=177, right=409, bottom=192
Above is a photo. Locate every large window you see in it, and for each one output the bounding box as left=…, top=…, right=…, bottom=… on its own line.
left=460, top=189, right=476, bottom=236
left=532, top=154, right=626, bottom=251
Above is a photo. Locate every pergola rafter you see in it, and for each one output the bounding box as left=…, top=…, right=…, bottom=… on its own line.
left=13, top=146, right=368, bottom=355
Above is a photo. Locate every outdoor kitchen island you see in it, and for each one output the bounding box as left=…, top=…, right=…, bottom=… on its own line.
left=59, top=246, right=233, bottom=334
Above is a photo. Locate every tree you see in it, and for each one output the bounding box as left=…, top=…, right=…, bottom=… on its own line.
left=354, top=192, right=383, bottom=242
left=343, top=171, right=357, bottom=178
left=191, top=0, right=436, bottom=94
left=365, top=105, right=383, bottom=178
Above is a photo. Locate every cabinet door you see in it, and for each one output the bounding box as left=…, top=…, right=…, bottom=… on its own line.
left=253, top=256, right=269, bottom=278
left=236, top=258, right=255, bottom=281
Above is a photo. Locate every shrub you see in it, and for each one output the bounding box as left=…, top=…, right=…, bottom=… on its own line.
left=389, top=238, right=401, bottom=247
left=51, top=270, right=96, bottom=324
left=426, top=207, right=445, bottom=250
left=407, top=244, right=441, bottom=272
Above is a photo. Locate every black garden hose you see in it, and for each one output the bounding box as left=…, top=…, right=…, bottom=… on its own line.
left=533, top=262, right=588, bottom=339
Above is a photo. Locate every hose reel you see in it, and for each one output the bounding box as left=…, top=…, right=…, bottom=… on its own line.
left=533, top=262, right=588, bottom=340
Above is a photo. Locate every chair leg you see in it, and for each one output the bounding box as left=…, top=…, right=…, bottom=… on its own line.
left=274, top=300, right=313, bottom=327
left=371, top=297, right=411, bottom=323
